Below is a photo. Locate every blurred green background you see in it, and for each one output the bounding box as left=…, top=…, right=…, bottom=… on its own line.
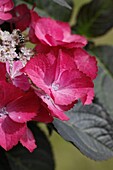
left=50, top=131, right=113, bottom=170
left=49, top=0, right=113, bottom=170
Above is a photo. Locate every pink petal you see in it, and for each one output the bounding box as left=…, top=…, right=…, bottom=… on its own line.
left=80, top=88, right=94, bottom=104
left=0, top=0, right=9, bottom=6
left=56, top=21, right=71, bottom=34
left=0, top=12, right=12, bottom=20
left=12, top=4, right=31, bottom=31
left=0, top=62, right=6, bottom=81
left=35, top=17, right=64, bottom=46
left=33, top=103, right=53, bottom=123
left=34, top=43, right=51, bottom=53
left=29, top=27, right=39, bottom=43
left=73, top=48, right=98, bottom=79
left=0, top=116, right=26, bottom=151
left=12, top=74, right=30, bottom=91
left=8, top=91, right=40, bottom=123
left=4, top=0, right=14, bottom=12
left=62, top=34, right=87, bottom=48
left=34, top=17, right=87, bottom=48
left=35, top=90, right=69, bottom=121
left=30, top=10, right=40, bottom=29
left=20, top=128, right=37, bottom=152
left=6, top=61, right=23, bottom=78
left=51, top=50, right=94, bottom=105
left=23, top=53, right=56, bottom=96
left=6, top=61, right=30, bottom=90
left=0, top=81, right=24, bottom=108
left=51, top=70, right=94, bottom=105
left=29, top=10, right=40, bottom=43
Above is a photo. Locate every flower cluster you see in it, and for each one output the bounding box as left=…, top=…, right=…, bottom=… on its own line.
left=0, top=0, right=97, bottom=152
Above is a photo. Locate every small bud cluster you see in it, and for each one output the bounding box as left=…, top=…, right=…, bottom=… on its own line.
left=0, top=29, right=34, bottom=66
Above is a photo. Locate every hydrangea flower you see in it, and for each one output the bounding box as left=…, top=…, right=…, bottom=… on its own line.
left=23, top=49, right=97, bottom=120
left=0, top=0, right=98, bottom=152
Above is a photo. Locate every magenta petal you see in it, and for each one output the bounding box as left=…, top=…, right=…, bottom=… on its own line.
left=51, top=50, right=94, bottom=105
left=13, top=4, right=31, bottom=31
left=7, top=61, right=23, bottom=78
left=62, top=34, right=87, bottom=48
left=34, top=43, right=51, bottom=53
left=34, top=17, right=87, bottom=48
left=51, top=71, right=94, bottom=105
left=0, top=81, right=23, bottom=108
left=0, top=62, right=6, bottom=81
left=23, top=53, right=55, bottom=95
left=0, top=0, right=9, bottom=6
left=20, top=128, right=37, bottom=152
left=74, top=48, right=98, bottom=80
left=35, top=17, right=64, bottom=46
left=42, top=95, right=69, bottom=120
left=0, top=116, right=26, bottom=151
left=8, top=91, right=40, bottom=123
left=29, top=27, right=39, bottom=43
left=33, top=104, right=53, bottom=123
left=0, top=12, right=12, bottom=20
left=6, top=61, right=30, bottom=90
left=80, top=88, right=94, bottom=104
left=30, top=10, right=40, bottom=29
left=12, top=74, right=30, bottom=91
left=4, top=0, right=14, bottom=12
left=35, top=90, right=69, bottom=121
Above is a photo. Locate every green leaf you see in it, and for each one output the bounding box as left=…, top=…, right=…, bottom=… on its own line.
left=6, top=123, right=55, bottom=170
left=94, top=67, right=113, bottom=116
left=53, top=0, right=72, bottom=9
left=46, top=124, right=54, bottom=136
left=91, top=45, right=113, bottom=115
left=73, top=0, right=113, bottom=37
left=53, top=103, right=113, bottom=160
left=91, top=45, right=113, bottom=78
left=14, top=0, right=73, bottom=21
left=0, top=148, right=11, bottom=170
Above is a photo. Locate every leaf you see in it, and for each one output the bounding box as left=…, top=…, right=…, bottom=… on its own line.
left=6, top=123, right=55, bottom=170
left=91, top=45, right=113, bottom=78
left=53, top=103, right=113, bottom=160
left=91, top=45, right=113, bottom=116
left=0, top=148, right=11, bottom=170
left=53, top=0, right=72, bottom=9
left=36, top=0, right=73, bottom=21
left=14, top=0, right=73, bottom=21
left=46, top=123, right=54, bottom=136
left=73, top=0, right=113, bottom=37
left=94, top=67, right=113, bottom=117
